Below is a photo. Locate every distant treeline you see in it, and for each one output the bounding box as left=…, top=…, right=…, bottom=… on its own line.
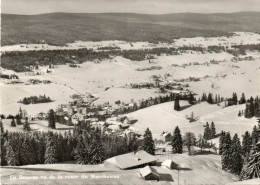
left=2, top=43, right=259, bottom=72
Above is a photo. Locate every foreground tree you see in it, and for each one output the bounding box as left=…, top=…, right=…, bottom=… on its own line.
left=89, top=138, right=105, bottom=164
left=4, top=141, right=17, bottom=166
left=143, top=128, right=155, bottom=155
left=44, top=136, right=58, bottom=164
left=221, top=133, right=232, bottom=171
left=230, top=134, right=243, bottom=175
left=240, top=143, right=260, bottom=180
left=73, top=135, right=90, bottom=164
left=171, top=126, right=183, bottom=154
left=219, top=131, right=226, bottom=155
left=242, top=131, right=252, bottom=157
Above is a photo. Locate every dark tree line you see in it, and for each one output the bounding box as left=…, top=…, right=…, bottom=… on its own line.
left=203, top=122, right=216, bottom=140
left=0, top=120, right=143, bottom=166
left=18, top=95, right=52, bottom=105
left=244, top=96, right=260, bottom=118
left=219, top=122, right=260, bottom=180
left=3, top=43, right=254, bottom=72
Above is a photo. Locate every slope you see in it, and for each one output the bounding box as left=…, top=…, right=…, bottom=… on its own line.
left=2, top=12, right=260, bottom=46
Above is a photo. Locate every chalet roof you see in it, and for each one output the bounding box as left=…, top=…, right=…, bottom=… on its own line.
left=120, top=123, right=129, bottom=128
left=106, top=150, right=157, bottom=169
left=140, top=165, right=159, bottom=178
left=162, top=159, right=174, bottom=167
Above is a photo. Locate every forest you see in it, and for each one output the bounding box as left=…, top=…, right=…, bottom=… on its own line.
left=3, top=43, right=259, bottom=72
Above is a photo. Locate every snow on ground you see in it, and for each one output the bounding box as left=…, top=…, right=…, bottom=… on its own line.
left=1, top=153, right=238, bottom=185
left=1, top=119, right=74, bottom=134
left=1, top=32, right=260, bottom=118
left=0, top=82, right=76, bottom=116
left=226, top=178, right=260, bottom=185
left=1, top=32, right=260, bottom=52
left=123, top=101, right=257, bottom=145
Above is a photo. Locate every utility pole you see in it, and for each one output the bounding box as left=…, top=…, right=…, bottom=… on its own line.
left=178, top=170, right=179, bottom=185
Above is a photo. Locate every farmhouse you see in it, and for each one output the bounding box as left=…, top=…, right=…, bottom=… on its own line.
left=160, top=132, right=172, bottom=142
left=119, top=123, right=130, bottom=129
left=139, top=166, right=160, bottom=181
left=105, top=150, right=157, bottom=170
left=161, top=159, right=177, bottom=169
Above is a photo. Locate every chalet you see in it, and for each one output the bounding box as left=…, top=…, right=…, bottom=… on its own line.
left=123, top=117, right=138, bottom=124
left=160, top=132, right=172, bottom=142
left=139, top=166, right=160, bottom=181
left=161, top=159, right=177, bottom=169
left=117, top=115, right=127, bottom=122
left=119, top=123, right=130, bottom=129
left=37, top=112, right=47, bottom=120
left=105, top=150, right=157, bottom=170
left=71, top=113, right=85, bottom=125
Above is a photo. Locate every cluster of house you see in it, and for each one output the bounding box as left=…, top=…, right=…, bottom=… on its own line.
left=105, top=150, right=177, bottom=182
left=25, top=79, right=51, bottom=85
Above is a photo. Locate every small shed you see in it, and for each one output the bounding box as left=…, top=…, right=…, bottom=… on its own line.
left=161, top=159, right=177, bottom=169
left=139, top=166, right=160, bottom=181
left=119, top=123, right=130, bottom=129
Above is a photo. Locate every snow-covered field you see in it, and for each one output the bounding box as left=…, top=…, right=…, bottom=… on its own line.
left=1, top=119, right=73, bottom=134
left=1, top=153, right=238, bottom=185
left=121, top=101, right=257, bottom=145
left=1, top=32, right=260, bottom=126
left=1, top=32, right=260, bottom=52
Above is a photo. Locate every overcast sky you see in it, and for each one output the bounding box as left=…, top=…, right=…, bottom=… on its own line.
left=2, top=0, right=260, bottom=15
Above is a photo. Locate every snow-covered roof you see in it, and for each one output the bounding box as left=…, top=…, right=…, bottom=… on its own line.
left=162, top=159, right=174, bottom=167
left=140, top=165, right=159, bottom=178
left=105, top=150, right=157, bottom=169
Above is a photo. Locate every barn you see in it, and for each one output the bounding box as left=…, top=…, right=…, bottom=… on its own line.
left=105, top=150, right=157, bottom=170
left=161, top=159, right=177, bottom=169
left=139, top=165, right=160, bottom=181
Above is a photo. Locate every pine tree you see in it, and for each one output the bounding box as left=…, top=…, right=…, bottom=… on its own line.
left=48, top=109, right=56, bottom=129
left=203, top=122, right=211, bottom=140
left=174, top=96, right=181, bottom=111
left=11, top=118, right=16, bottom=127
left=73, top=135, right=89, bottom=164
left=171, top=126, right=183, bottom=154
left=238, top=110, right=242, bottom=117
left=16, top=114, right=22, bottom=125
left=245, top=102, right=253, bottom=118
left=240, top=93, right=246, bottom=104
left=44, top=136, right=58, bottom=164
left=89, top=138, right=105, bottom=164
left=232, top=92, right=238, bottom=105
left=0, top=119, right=4, bottom=133
left=219, top=131, right=226, bottom=155
left=20, top=136, right=35, bottom=165
left=188, top=93, right=195, bottom=105
left=143, top=128, right=155, bottom=155
left=207, top=93, right=213, bottom=104
left=240, top=143, right=260, bottom=180
left=242, top=131, right=252, bottom=156
left=4, top=141, right=17, bottom=166
left=230, top=134, right=243, bottom=175
left=251, top=125, right=259, bottom=146
left=210, top=121, right=216, bottom=139
left=221, top=133, right=232, bottom=171
left=23, top=117, right=31, bottom=131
